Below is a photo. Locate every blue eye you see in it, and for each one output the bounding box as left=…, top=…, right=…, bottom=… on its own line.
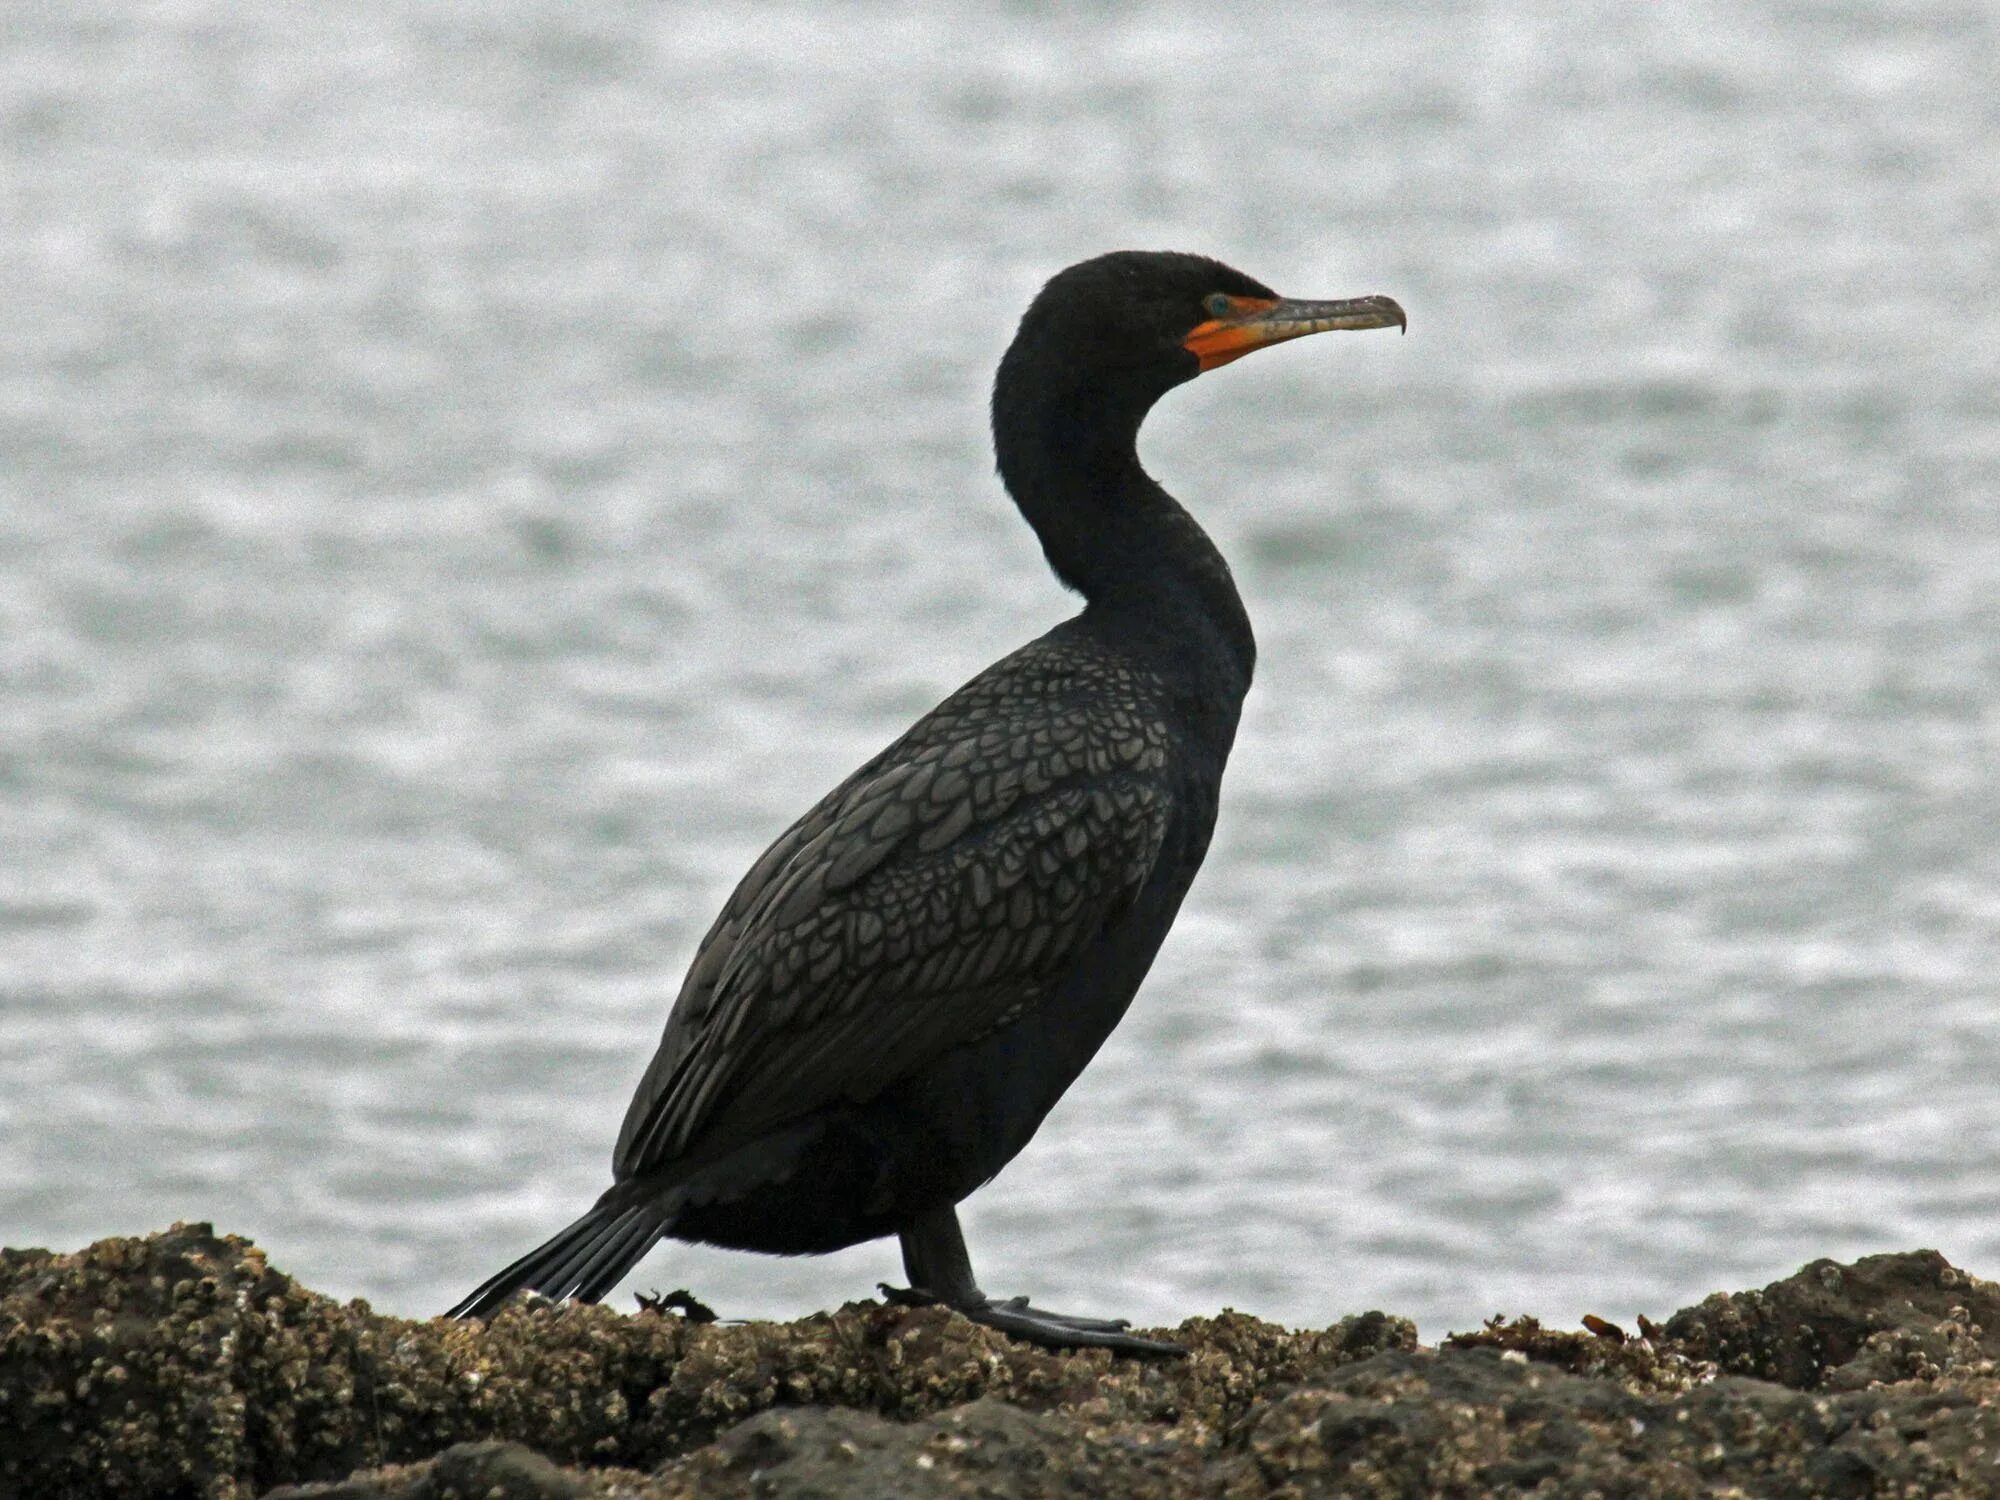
left=1203, top=293, right=1234, bottom=319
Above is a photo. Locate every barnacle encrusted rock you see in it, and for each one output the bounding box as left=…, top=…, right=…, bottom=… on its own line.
left=5, top=1225, right=1999, bottom=1499
left=1662, top=1248, right=2000, bottom=1391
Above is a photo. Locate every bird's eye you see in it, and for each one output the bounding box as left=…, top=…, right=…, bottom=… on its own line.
left=1202, top=293, right=1235, bottom=319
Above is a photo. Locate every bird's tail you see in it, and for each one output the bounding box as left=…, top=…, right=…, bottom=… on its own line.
left=447, top=1192, right=671, bottom=1319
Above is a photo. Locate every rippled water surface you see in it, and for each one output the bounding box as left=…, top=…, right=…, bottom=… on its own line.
left=4, top=0, right=1998, bottom=1337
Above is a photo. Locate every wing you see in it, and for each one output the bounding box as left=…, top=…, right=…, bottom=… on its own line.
left=613, top=650, right=1174, bottom=1181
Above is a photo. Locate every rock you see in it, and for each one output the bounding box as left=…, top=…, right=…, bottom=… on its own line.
left=1241, top=1350, right=1994, bottom=1498
left=1662, top=1249, right=2000, bottom=1391
left=3, top=1224, right=1999, bottom=1499
left=263, top=1441, right=596, bottom=1499
left=663, top=1397, right=1229, bottom=1498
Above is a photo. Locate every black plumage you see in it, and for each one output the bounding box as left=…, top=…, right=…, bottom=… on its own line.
left=450, top=251, right=1403, bottom=1354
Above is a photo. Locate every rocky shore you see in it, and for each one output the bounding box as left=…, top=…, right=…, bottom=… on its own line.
left=4, top=1224, right=1999, bottom=1497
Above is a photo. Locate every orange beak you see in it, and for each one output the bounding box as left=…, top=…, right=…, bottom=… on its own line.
left=1183, top=293, right=1406, bottom=372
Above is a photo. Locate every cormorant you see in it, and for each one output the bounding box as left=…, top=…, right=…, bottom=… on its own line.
left=449, top=251, right=1404, bottom=1355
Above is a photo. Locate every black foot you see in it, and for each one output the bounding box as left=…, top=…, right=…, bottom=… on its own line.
left=878, top=1282, right=1184, bottom=1357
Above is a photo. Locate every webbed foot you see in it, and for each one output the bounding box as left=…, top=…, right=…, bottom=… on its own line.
left=880, top=1282, right=1184, bottom=1357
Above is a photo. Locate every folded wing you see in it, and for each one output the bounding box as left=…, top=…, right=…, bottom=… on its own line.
left=614, top=683, right=1173, bottom=1181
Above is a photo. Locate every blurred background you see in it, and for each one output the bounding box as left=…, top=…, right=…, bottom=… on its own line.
left=3, top=0, right=1996, bottom=1340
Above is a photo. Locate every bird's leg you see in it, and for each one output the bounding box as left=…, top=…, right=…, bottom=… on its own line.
left=880, top=1206, right=1183, bottom=1357
left=879, top=1203, right=982, bottom=1308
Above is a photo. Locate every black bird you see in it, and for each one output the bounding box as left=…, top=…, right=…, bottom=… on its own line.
left=449, top=251, right=1403, bottom=1354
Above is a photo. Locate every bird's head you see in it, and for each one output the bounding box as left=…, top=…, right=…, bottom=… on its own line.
left=989, top=250, right=1405, bottom=610
left=1000, top=250, right=1404, bottom=417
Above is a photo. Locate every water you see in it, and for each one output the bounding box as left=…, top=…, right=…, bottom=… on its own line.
left=3, top=0, right=1996, bottom=1340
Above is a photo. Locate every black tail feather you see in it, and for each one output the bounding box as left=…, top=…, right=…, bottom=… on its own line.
left=572, top=1207, right=665, bottom=1302
left=529, top=1203, right=645, bottom=1303
left=447, top=1197, right=667, bottom=1319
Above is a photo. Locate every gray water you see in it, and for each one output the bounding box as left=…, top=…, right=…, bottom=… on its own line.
left=3, top=0, right=1997, bottom=1341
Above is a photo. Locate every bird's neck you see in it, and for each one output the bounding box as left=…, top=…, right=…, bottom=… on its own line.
left=994, top=392, right=1257, bottom=693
